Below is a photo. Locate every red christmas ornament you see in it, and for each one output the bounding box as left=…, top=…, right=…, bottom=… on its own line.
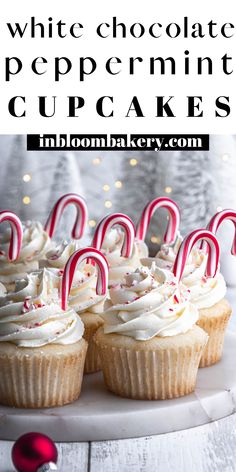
left=12, top=432, right=58, bottom=472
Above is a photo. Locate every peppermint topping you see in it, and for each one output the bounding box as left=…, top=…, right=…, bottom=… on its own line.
left=173, top=295, right=179, bottom=304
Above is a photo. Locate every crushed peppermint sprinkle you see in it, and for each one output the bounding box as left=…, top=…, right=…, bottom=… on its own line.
left=201, top=276, right=207, bottom=284
left=59, top=270, right=64, bottom=276
left=22, top=298, right=46, bottom=313
left=169, top=308, right=174, bottom=312
left=131, top=280, right=138, bottom=286
left=173, top=295, right=179, bottom=304
left=0, top=250, right=6, bottom=256
left=162, top=245, right=169, bottom=256
left=26, top=255, right=34, bottom=262
left=87, top=272, right=91, bottom=277
left=23, top=299, right=31, bottom=311
left=49, top=254, right=59, bottom=260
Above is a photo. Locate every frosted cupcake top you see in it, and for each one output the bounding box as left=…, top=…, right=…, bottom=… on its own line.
left=42, top=241, right=107, bottom=313
left=0, top=221, right=52, bottom=285
left=43, top=240, right=80, bottom=269
left=141, top=233, right=183, bottom=270
left=101, top=264, right=198, bottom=340
left=0, top=268, right=84, bottom=347
left=141, top=235, right=226, bottom=310
left=0, top=282, right=6, bottom=296
left=64, top=263, right=107, bottom=314
left=102, top=228, right=148, bottom=286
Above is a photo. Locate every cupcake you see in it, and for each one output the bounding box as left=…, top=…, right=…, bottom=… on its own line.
left=92, top=213, right=144, bottom=288
left=195, top=209, right=236, bottom=367
left=176, top=248, right=230, bottom=367
left=145, top=231, right=231, bottom=367
left=0, top=220, right=52, bottom=291
left=0, top=268, right=87, bottom=408
left=68, top=265, right=107, bottom=374
left=172, top=228, right=230, bottom=367
left=60, top=247, right=109, bottom=374
left=95, top=263, right=207, bottom=400
left=42, top=240, right=107, bottom=374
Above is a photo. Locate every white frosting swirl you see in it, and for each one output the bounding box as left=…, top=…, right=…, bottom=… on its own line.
left=0, top=221, right=52, bottom=285
left=102, top=228, right=147, bottom=286
left=66, top=263, right=107, bottom=313
left=0, top=268, right=84, bottom=347
left=0, top=282, right=6, bottom=296
left=141, top=235, right=226, bottom=309
left=42, top=240, right=107, bottom=313
left=43, top=240, right=81, bottom=270
left=141, top=233, right=184, bottom=271
left=101, top=264, right=198, bottom=340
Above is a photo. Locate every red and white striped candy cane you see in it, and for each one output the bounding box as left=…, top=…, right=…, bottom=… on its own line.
left=44, top=193, right=88, bottom=239
left=92, top=213, right=135, bottom=258
left=0, top=211, right=23, bottom=261
left=173, top=229, right=220, bottom=282
left=136, top=197, right=180, bottom=243
left=61, top=247, right=108, bottom=310
left=201, top=209, right=236, bottom=255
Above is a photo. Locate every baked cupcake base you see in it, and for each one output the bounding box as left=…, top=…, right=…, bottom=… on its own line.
left=80, top=312, right=104, bottom=374
left=95, top=326, right=208, bottom=400
left=0, top=339, right=87, bottom=408
left=197, top=298, right=231, bottom=368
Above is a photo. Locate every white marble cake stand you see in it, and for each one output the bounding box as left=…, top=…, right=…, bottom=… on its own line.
left=0, top=331, right=236, bottom=442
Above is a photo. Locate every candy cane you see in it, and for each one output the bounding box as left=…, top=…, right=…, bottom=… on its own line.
left=44, top=193, right=88, bottom=239
left=0, top=211, right=23, bottom=261
left=92, top=213, right=135, bottom=258
left=136, top=197, right=180, bottom=243
left=201, top=209, right=236, bottom=255
left=61, top=247, right=108, bottom=310
left=173, top=229, right=220, bottom=283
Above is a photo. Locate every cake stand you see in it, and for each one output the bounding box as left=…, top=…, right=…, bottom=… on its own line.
left=1, top=287, right=236, bottom=471
left=0, top=331, right=236, bottom=442
left=1, top=331, right=236, bottom=471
